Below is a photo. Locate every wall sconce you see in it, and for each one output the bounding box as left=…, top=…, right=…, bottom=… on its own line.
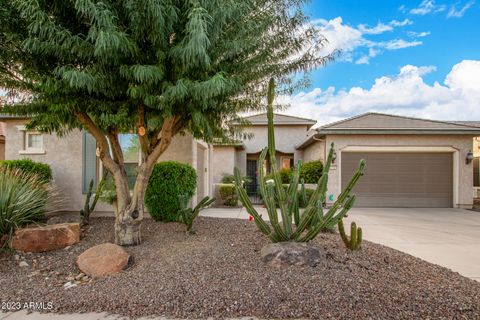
left=332, top=150, right=337, bottom=164
left=466, top=150, right=474, bottom=164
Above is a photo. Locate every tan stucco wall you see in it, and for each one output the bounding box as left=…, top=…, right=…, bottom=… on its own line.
left=243, top=125, right=310, bottom=162
left=4, top=120, right=91, bottom=212
left=474, top=138, right=479, bottom=157
left=324, top=134, right=475, bottom=208
left=210, top=146, right=236, bottom=184
left=4, top=120, right=196, bottom=213
left=302, top=140, right=326, bottom=163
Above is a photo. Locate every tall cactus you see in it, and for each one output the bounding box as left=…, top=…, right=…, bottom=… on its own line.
left=338, top=220, right=362, bottom=250
left=233, top=78, right=366, bottom=243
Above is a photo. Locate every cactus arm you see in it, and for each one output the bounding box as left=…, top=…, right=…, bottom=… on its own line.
left=264, top=184, right=289, bottom=241
left=338, top=220, right=350, bottom=248
left=356, top=227, right=363, bottom=249
left=350, top=222, right=358, bottom=249
left=234, top=167, right=272, bottom=237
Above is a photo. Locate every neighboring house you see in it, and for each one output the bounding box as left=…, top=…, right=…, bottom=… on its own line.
left=454, top=121, right=480, bottom=198
left=1, top=112, right=479, bottom=212
left=0, top=121, right=5, bottom=160
left=297, top=113, right=480, bottom=208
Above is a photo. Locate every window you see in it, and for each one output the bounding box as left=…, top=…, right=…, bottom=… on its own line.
left=281, top=156, right=294, bottom=169
left=27, top=133, right=43, bottom=150
left=18, top=127, right=45, bottom=155
left=118, top=134, right=140, bottom=189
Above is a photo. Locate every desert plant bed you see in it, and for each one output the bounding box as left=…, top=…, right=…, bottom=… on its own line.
left=1, top=217, right=479, bottom=319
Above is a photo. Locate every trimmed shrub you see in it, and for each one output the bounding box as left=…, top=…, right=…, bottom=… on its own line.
left=218, top=184, right=238, bottom=206
left=300, top=160, right=323, bottom=184
left=0, top=168, right=55, bottom=242
left=0, top=159, right=52, bottom=182
left=145, top=161, right=197, bottom=222
left=221, top=173, right=251, bottom=184
left=265, top=167, right=291, bottom=184
left=299, top=188, right=315, bottom=208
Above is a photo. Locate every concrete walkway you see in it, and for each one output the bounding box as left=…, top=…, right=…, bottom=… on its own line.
left=201, top=206, right=480, bottom=281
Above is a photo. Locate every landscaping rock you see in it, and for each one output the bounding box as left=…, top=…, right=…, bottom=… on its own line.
left=77, top=243, right=130, bottom=277
left=19, top=261, right=29, bottom=268
left=261, top=242, right=325, bottom=268
left=11, top=223, right=80, bottom=253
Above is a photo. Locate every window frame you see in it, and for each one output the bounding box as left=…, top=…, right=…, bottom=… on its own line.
left=17, top=126, right=46, bottom=155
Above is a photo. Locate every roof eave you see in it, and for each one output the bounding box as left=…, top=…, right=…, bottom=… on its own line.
left=316, top=129, right=480, bottom=135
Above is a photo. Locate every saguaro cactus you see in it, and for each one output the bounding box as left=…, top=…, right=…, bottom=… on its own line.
left=338, top=220, right=362, bottom=250
left=233, top=78, right=365, bottom=243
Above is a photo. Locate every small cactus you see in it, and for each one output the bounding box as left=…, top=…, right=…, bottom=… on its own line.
left=80, top=172, right=107, bottom=225
left=178, top=195, right=215, bottom=234
left=338, top=219, right=362, bottom=250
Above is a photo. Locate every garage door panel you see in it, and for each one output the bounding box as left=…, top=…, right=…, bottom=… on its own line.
left=341, top=152, right=453, bottom=208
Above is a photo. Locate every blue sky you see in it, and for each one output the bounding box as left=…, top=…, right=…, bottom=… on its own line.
left=283, top=0, right=480, bottom=124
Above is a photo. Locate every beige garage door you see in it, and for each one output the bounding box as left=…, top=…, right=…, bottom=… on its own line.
left=341, top=152, right=453, bottom=208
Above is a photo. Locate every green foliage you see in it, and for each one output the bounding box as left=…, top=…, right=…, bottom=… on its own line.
left=1, top=0, right=332, bottom=142
left=299, top=188, right=316, bottom=208
left=338, top=220, right=363, bottom=250
left=234, top=78, right=365, bottom=243
left=145, top=162, right=197, bottom=222
left=0, top=167, right=56, bottom=242
left=80, top=171, right=108, bottom=225
left=218, top=184, right=238, bottom=207
left=178, top=195, right=215, bottom=234
left=0, top=159, right=52, bottom=182
left=98, top=176, right=117, bottom=205
left=221, top=174, right=251, bottom=185
left=300, top=161, right=323, bottom=184
left=279, top=168, right=292, bottom=184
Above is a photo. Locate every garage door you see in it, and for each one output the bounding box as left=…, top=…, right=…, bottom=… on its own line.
left=341, top=152, right=453, bottom=208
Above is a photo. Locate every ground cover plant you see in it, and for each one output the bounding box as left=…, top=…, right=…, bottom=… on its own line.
left=234, top=79, right=365, bottom=242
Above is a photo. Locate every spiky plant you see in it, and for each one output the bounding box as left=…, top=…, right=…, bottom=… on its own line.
left=0, top=167, right=57, bottom=242
left=234, top=78, right=365, bottom=243
left=338, top=220, right=362, bottom=250
left=178, top=195, right=215, bottom=234
left=80, top=171, right=108, bottom=225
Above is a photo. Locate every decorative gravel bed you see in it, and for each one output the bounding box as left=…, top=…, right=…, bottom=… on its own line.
left=1, top=217, right=480, bottom=319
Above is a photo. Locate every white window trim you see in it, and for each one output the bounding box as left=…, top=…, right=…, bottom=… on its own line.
left=16, top=126, right=46, bottom=155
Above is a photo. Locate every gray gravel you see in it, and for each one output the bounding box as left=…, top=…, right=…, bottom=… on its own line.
left=1, top=217, right=480, bottom=319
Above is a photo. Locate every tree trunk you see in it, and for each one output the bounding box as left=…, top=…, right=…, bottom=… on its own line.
left=113, top=164, right=151, bottom=246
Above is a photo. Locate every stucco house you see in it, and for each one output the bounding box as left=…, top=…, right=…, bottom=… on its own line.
left=0, top=112, right=479, bottom=213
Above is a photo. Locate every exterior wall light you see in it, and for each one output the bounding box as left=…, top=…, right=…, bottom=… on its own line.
left=466, top=150, right=474, bottom=164
left=332, top=150, right=337, bottom=164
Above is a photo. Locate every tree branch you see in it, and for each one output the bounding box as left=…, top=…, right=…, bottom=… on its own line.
left=137, top=105, right=150, bottom=157
left=74, top=111, right=120, bottom=175
left=106, top=128, right=125, bottom=167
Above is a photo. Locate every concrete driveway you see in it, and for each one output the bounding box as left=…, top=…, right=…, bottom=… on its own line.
left=344, top=208, right=480, bottom=281
left=201, top=207, right=480, bottom=281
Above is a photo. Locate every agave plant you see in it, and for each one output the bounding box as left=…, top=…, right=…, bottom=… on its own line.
left=0, top=167, right=58, bottom=241
left=234, top=78, right=365, bottom=243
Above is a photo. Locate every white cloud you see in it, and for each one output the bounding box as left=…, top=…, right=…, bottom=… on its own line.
left=314, top=17, right=424, bottom=63
left=407, top=31, right=431, bottom=38
left=380, top=39, right=423, bottom=50
left=409, top=0, right=446, bottom=15
left=279, top=60, right=480, bottom=126
left=390, top=19, right=414, bottom=27
left=447, top=1, right=475, bottom=18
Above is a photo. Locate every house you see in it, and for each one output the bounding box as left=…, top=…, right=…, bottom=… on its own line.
left=0, top=121, right=5, bottom=160
left=1, top=112, right=479, bottom=212
left=297, top=113, right=480, bottom=208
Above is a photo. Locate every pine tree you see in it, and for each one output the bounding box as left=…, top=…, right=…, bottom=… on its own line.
left=0, top=0, right=332, bottom=245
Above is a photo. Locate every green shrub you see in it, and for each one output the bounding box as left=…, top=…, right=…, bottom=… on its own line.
left=221, top=173, right=251, bottom=184
left=299, top=188, right=315, bottom=208
left=145, top=161, right=197, bottom=222
left=218, top=184, right=238, bottom=206
left=300, top=160, right=323, bottom=183
left=0, top=168, right=56, bottom=242
left=265, top=168, right=291, bottom=184
left=0, top=159, right=52, bottom=182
